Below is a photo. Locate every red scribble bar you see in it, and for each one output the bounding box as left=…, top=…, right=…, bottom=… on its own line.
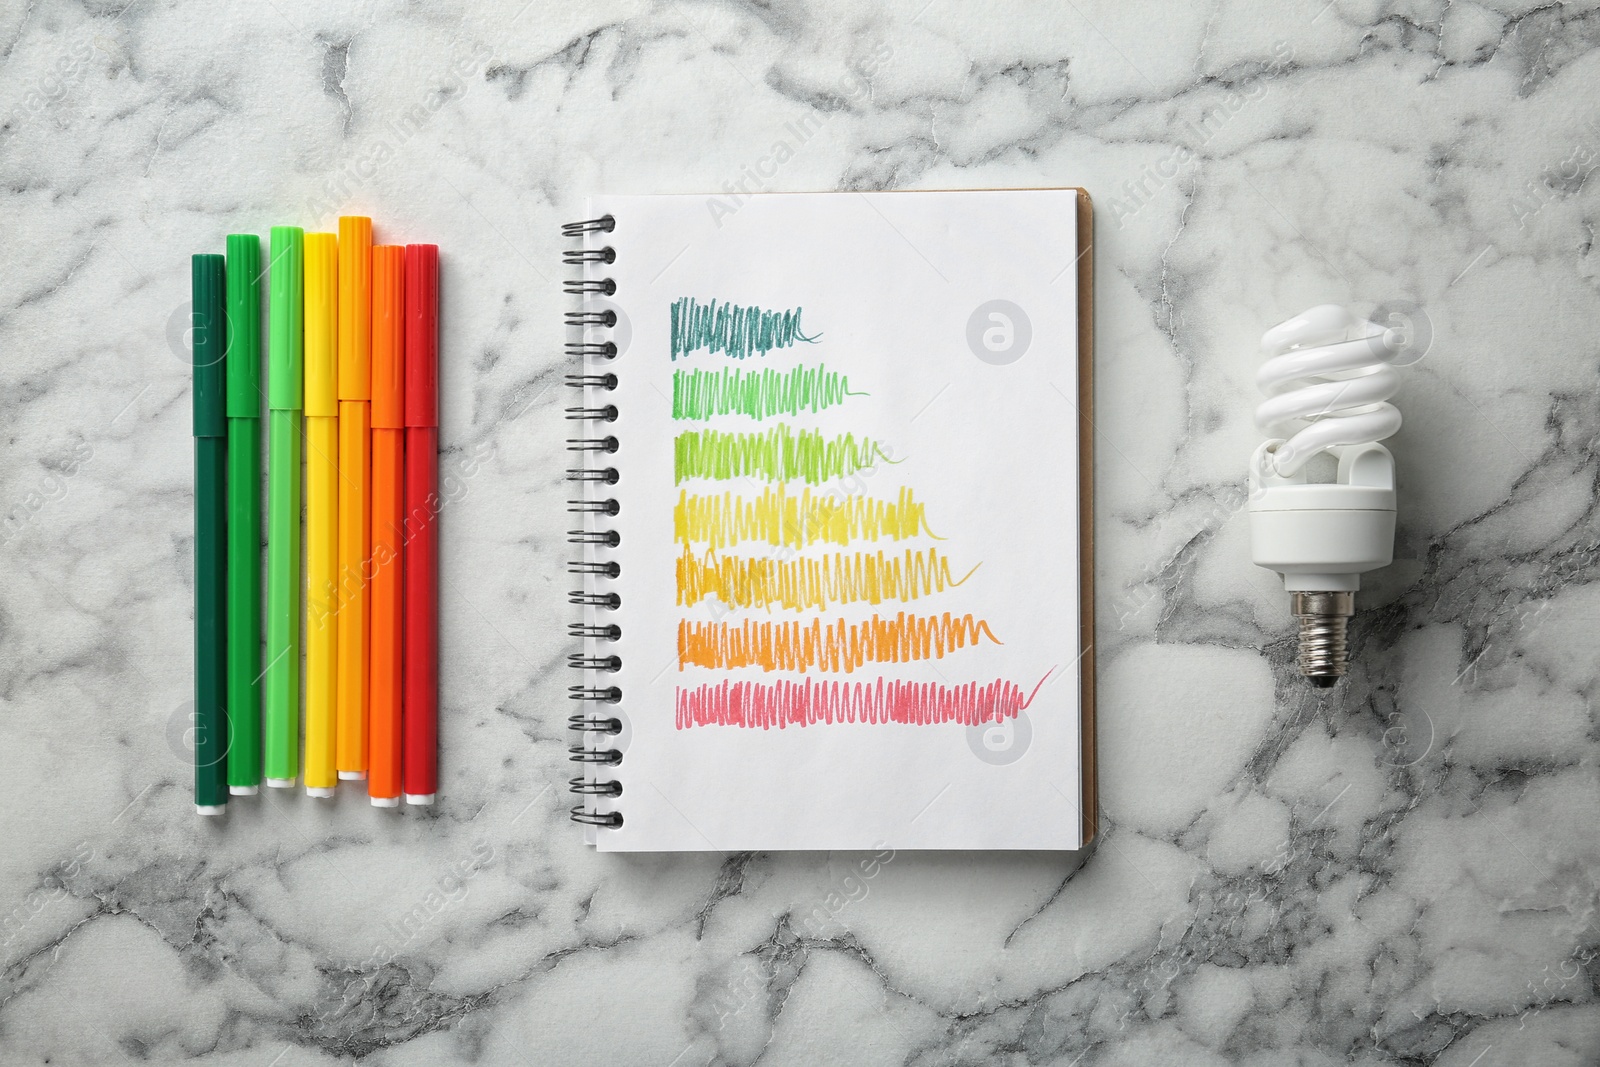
left=675, top=674, right=1053, bottom=729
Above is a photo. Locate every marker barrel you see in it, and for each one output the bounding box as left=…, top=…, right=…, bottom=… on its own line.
left=195, top=439, right=228, bottom=813
left=192, top=253, right=229, bottom=814
left=264, top=226, right=303, bottom=787
left=337, top=217, right=373, bottom=779
left=402, top=426, right=438, bottom=803
left=369, top=428, right=404, bottom=803
left=224, top=233, right=262, bottom=793
left=402, top=244, right=439, bottom=804
left=305, top=416, right=338, bottom=794
left=225, top=418, right=260, bottom=792
left=369, top=245, right=406, bottom=805
left=303, top=232, right=339, bottom=795
left=337, top=401, right=371, bottom=777
left=264, top=409, right=301, bottom=784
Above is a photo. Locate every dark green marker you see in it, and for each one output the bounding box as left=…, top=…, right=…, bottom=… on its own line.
left=192, top=253, right=229, bottom=815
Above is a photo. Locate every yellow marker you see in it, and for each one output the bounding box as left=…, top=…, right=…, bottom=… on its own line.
left=303, top=232, right=339, bottom=797
left=336, top=216, right=373, bottom=782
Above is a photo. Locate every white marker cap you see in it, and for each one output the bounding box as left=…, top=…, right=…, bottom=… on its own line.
left=404, top=793, right=435, bottom=806
left=338, top=771, right=367, bottom=781
left=266, top=777, right=296, bottom=789
left=306, top=787, right=336, bottom=799
left=371, top=796, right=401, bottom=808
left=196, top=804, right=226, bottom=816
left=229, top=785, right=259, bottom=796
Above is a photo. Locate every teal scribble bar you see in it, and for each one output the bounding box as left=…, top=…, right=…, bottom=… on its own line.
left=673, top=364, right=866, bottom=420
left=670, top=297, right=820, bottom=360
left=675, top=425, right=891, bottom=485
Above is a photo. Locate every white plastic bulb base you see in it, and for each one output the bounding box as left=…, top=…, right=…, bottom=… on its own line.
left=1250, top=440, right=1396, bottom=685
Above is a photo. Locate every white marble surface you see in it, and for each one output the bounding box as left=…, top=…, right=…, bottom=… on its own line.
left=1, top=0, right=1598, bottom=1063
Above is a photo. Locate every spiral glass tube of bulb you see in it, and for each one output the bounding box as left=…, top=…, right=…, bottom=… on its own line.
left=1249, top=305, right=1405, bottom=685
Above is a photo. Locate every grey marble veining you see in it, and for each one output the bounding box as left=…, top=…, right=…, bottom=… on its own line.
left=0, top=0, right=1597, bottom=1063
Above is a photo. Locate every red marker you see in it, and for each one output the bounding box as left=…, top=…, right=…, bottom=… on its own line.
left=402, top=244, right=439, bottom=805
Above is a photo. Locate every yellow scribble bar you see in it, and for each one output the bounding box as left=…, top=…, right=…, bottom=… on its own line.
left=675, top=486, right=939, bottom=551
left=679, top=612, right=1002, bottom=673
left=678, top=547, right=979, bottom=612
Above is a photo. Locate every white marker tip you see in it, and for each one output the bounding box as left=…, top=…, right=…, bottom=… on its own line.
left=404, top=793, right=436, bottom=806
left=196, top=804, right=227, bottom=816
left=338, top=771, right=367, bottom=781
left=371, top=796, right=401, bottom=808
left=229, top=785, right=259, bottom=796
left=266, top=777, right=296, bottom=789
left=306, top=787, right=336, bottom=799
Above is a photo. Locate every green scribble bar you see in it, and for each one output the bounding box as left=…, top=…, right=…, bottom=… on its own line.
left=672, top=364, right=866, bottom=420
left=675, top=425, right=890, bottom=485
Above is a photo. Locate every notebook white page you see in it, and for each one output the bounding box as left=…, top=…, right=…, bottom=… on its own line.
left=578, top=189, right=1086, bottom=851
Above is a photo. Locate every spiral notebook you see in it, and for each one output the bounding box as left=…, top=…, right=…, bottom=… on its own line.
left=565, top=188, right=1095, bottom=851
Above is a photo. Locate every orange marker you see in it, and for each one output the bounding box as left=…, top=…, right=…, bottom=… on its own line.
left=336, top=217, right=373, bottom=783
left=368, top=245, right=405, bottom=807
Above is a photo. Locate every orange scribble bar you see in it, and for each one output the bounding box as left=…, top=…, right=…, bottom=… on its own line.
left=677, top=547, right=978, bottom=612
left=679, top=612, right=1002, bottom=673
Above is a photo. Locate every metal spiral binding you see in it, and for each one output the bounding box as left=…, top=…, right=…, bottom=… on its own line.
left=565, top=215, right=624, bottom=830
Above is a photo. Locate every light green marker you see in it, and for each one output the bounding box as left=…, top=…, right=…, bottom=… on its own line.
left=265, top=226, right=303, bottom=787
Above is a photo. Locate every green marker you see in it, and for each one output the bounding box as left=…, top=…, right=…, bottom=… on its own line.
left=265, top=227, right=304, bottom=788
left=192, top=254, right=229, bottom=815
left=225, top=234, right=262, bottom=794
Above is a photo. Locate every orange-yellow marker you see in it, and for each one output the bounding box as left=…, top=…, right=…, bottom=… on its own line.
left=368, top=245, right=405, bottom=807
left=337, top=216, right=373, bottom=783
left=304, top=232, right=339, bottom=797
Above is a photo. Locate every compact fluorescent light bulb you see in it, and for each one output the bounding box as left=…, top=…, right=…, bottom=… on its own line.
left=1249, top=305, right=1404, bottom=686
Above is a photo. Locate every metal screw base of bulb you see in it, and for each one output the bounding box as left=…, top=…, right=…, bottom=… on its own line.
left=1291, top=591, right=1354, bottom=687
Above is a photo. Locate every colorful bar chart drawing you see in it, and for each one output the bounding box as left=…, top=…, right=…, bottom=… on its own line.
left=670, top=299, right=1034, bottom=730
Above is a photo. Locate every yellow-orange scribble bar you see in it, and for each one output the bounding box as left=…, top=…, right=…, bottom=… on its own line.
left=678, top=547, right=978, bottom=612
left=675, top=485, right=938, bottom=551
left=679, top=612, right=1002, bottom=673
